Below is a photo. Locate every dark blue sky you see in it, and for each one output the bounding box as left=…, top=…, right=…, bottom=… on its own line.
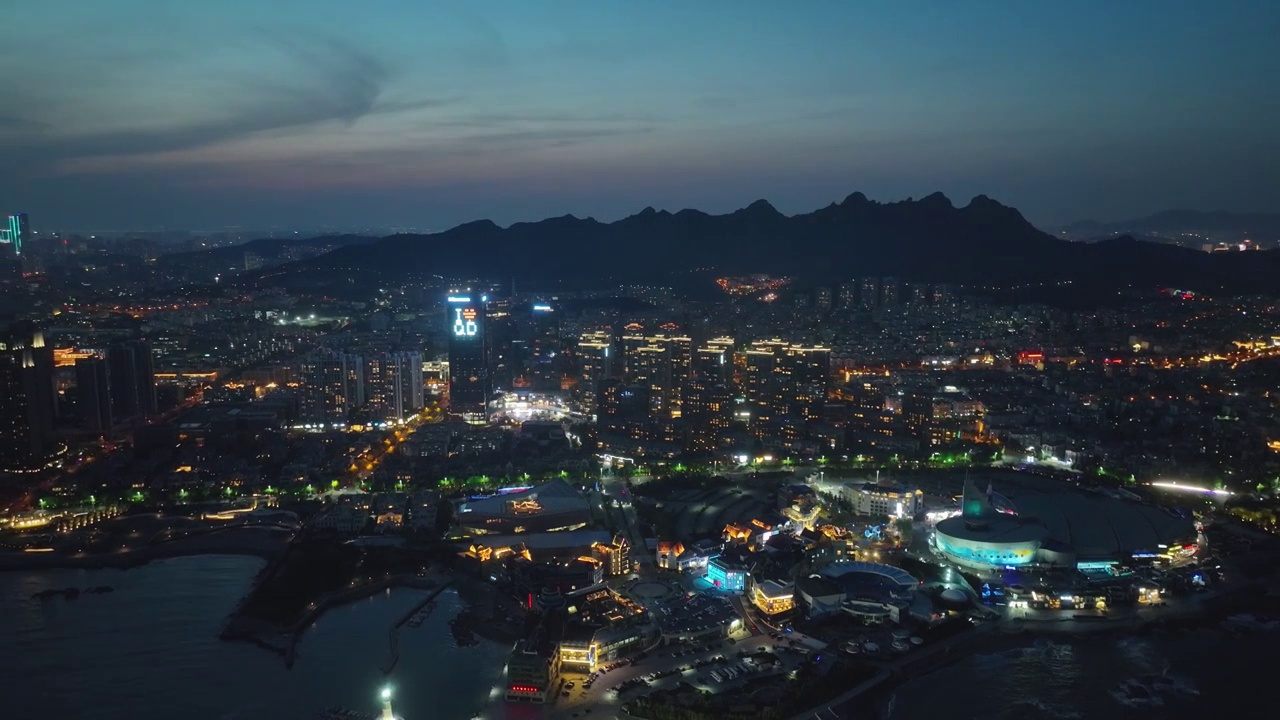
left=1, top=1, right=1277, bottom=232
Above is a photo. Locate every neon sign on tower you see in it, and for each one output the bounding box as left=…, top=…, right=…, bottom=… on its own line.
left=453, top=307, right=479, bottom=337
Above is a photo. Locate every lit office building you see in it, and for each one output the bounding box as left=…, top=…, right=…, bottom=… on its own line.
left=858, top=277, right=879, bottom=309
left=779, top=345, right=830, bottom=420
left=302, top=350, right=364, bottom=423
left=814, top=286, right=833, bottom=311
left=575, top=331, right=612, bottom=410
left=506, top=634, right=559, bottom=703
left=837, top=282, right=857, bottom=310
left=525, top=303, right=560, bottom=391
left=0, top=322, right=56, bottom=471
left=621, top=330, right=692, bottom=417
left=624, top=343, right=673, bottom=416
left=592, top=534, right=631, bottom=576
left=839, top=482, right=924, bottom=518
left=484, top=296, right=514, bottom=391
left=363, top=351, right=424, bottom=421
left=681, top=379, right=735, bottom=452
left=880, top=277, right=900, bottom=307
left=447, top=293, right=490, bottom=417
left=598, top=380, right=651, bottom=440
left=692, top=336, right=734, bottom=382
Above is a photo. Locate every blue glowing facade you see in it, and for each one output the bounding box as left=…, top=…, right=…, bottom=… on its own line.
left=933, top=532, right=1038, bottom=568
left=1, top=213, right=28, bottom=255
left=707, top=557, right=745, bottom=591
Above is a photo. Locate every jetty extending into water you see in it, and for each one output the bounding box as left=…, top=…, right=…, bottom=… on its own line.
left=382, top=581, right=452, bottom=674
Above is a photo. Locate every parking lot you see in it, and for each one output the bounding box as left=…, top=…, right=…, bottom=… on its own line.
left=544, top=629, right=814, bottom=719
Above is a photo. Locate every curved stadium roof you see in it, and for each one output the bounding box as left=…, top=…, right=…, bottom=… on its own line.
left=1015, top=492, right=1195, bottom=558
left=821, top=561, right=917, bottom=588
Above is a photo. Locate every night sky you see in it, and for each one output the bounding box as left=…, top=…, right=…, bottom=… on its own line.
left=2, top=1, right=1277, bottom=232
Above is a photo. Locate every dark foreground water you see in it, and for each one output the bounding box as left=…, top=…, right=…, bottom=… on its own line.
left=0, top=555, right=509, bottom=720
left=889, top=623, right=1272, bottom=720
left=4, top=555, right=1272, bottom=720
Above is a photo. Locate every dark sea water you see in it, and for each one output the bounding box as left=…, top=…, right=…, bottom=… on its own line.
left=889, top=624, right=1272, bottom=720
left=0, top=555, right=510, bottom=720
left=4, top=555, right=1272, bottom=720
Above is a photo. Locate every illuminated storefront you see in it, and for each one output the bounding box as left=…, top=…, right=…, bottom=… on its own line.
left=750, top=579, right=795, bottom=615
left=559, top=640, right=599, bottom=671
left=707, top=557, right=746, bottom=591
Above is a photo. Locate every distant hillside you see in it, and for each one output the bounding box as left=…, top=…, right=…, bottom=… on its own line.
left=1062, top=210, right=1280, bottom=244
left=254, top=193, right=1280, bottom=298
left=158, top=234, right=378, bottom=273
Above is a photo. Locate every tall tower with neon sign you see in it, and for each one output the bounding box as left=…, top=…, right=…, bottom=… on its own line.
left=446, top=292, right=490, bottom=418
left=0, top=213, right=29, bottom=256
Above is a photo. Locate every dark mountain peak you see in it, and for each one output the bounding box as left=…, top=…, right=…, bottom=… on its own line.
left=918, top=191, right=954, bottom=208
left=624, top=206, right=670, bottom=222
left=734, top=198, right=782, bottom=217
left=272, top=190, right=1280, bottom=301
left=456, top=218, right=499, bottom=232
left=966, top=194, right=1003, bottom=209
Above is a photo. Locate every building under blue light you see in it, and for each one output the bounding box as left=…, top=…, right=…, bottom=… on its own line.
left=707, top=556, right=745, bottom=592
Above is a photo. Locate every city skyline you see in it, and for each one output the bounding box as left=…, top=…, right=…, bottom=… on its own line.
left=2, top=1, right=1278, bottom=231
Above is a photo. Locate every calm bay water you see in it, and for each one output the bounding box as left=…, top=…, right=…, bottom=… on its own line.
left=889, top=625, right=1271, bottom=720
left=5, top=555, right=1271, bottom=720
left=0, top=555, right=509, bottom=720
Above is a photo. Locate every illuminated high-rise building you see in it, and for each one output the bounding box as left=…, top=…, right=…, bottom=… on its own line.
left=879, top=277, right=900, bottom=307
left=779, top=345, right=830, bottom=420
left=814, top=286, right=833, bottom=311
left=681, top=379, right=735, bottom=451
left=625, top=344, right=672, bottom=416
left=576, top=331, right=612, bottom=409
left=363, top=351, right=424, bottom=421
left=858, top=277, right=879, bottom=309
left=620, top=330, right=691, bottom=417
left=526, top=303, right=560, bottom=391
left=837, top=282, right=857, bottom=310
left=446, top=292, right=490, bottom=417
left=302, top=350, right=363, bottom=422
left=1, top=213, right=29, bottom=255
left=0, top=322, right=55, bottom=471
left=692, top=344, right=730, bottom=383
left=485, top=296, right=514, bottom=391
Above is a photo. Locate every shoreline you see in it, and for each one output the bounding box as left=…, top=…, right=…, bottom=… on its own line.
left=221, top=570, right=450, bottom=667
left=0, top=525, right=290, bottom=573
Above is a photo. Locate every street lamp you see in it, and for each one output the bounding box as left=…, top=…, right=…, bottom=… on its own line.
left=380, top=686, right=395, bottom=720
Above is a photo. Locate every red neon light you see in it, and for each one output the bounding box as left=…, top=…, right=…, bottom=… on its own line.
left=527, top=593, right=534, bottom=609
